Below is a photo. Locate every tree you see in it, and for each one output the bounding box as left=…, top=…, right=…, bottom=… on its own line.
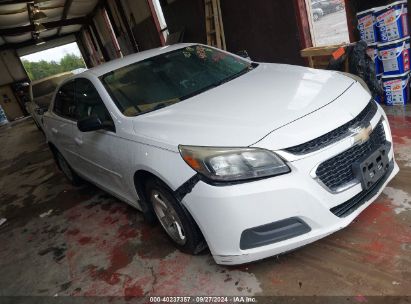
left=22, top=53, right=86, bottom=81
left=60, top=53, right=85, bottom=72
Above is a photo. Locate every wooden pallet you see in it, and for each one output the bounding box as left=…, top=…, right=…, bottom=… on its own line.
left=301, top=44, right=350, bottom=71
left=204, top=0, right=226, bottom=50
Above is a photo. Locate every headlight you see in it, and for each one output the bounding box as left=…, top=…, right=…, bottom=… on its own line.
left=179, top=146, right=290, bottom=182
left=339, top=72, right=371, bottom=95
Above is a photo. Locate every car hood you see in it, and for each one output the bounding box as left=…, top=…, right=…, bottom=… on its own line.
left=132, top=63, right=355, bottom=151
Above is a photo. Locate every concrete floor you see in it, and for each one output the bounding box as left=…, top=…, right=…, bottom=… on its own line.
left=0, top=106, right=410, bottom=298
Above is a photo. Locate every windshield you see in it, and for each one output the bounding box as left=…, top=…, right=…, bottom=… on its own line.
left=100, top=45, right=255, bottom=116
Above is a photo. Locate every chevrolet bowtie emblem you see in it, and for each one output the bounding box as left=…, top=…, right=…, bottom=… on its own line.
left=351, top=124, right=373, bottom=145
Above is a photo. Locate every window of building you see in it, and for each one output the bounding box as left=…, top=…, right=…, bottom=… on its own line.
left=306, top=0, right=350, bottom=46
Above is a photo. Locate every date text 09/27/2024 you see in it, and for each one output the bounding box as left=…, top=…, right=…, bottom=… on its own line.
left=149, top=296, right=257, bottom=303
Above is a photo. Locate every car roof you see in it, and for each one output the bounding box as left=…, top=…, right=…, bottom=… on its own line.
left=81, top=43, right=197, bottom=78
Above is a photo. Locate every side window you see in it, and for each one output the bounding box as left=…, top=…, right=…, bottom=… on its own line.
left=75, top=78, right=114, bottom=128
left=54, top=81, right=76, bottom=119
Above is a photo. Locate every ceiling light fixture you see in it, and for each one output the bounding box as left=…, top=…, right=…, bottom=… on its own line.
left=33, top=8, right=47, bottom=21
left=34, top=22, right=47, bottom=33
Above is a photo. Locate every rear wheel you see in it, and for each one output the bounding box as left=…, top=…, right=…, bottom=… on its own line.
left=56, top=151, right=82, bottom=186
left=144, top=178, right=206, bottom=254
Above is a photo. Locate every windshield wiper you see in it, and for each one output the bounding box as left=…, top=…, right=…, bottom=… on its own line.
left=180, top=63, right=258, bottom=101
left=215, top=64, right=257, bottom=86
left=180, top=82, right=220, bottom=101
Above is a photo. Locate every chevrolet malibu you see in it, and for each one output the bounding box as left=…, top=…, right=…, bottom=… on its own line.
left=43, top=43, right=399, bottom=265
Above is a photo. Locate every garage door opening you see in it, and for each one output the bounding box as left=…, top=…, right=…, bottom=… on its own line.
left=20, top=42, right=86, bottom=81
left=307, top=0, right=350, bottom=46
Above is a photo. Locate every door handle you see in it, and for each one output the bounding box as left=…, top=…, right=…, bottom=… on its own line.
left=74, top=137, right=83, bottom=146
left=51, top=128, right=58, bottom=134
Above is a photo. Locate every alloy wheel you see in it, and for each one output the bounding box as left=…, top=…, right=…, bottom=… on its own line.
left=151, top=190, right=186, bottom=245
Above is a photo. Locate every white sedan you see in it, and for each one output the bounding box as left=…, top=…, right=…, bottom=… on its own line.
left=43, top=43, right=399, bottom=265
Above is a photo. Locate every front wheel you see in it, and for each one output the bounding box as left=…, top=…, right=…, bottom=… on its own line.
left=56, top=151, right=82, bottom=186
left=145, top=178, right=206, bottom=254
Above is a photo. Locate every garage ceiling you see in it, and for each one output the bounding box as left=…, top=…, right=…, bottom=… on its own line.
left=0, top=0, right=100, bottom=48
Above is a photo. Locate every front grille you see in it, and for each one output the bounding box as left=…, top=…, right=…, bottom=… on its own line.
left=316, top=121, right=386, bottom=191
left=330, top=160, right=394, bottom=217
left=286, top=101, right=378, bottom=155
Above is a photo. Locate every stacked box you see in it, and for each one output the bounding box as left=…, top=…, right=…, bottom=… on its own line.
left=358, top=0, right=410, bottom=105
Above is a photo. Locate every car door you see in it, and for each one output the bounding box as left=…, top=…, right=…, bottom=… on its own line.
left=47, top=80, right=77, bottom=165
left=72, top=78, right=125, bottom=195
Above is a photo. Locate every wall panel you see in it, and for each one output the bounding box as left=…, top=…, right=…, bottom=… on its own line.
left=121, top=0, right=161, bottom=51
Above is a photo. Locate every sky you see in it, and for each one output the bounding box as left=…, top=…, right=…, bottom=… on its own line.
left=21, top=42, right=82, bottom=63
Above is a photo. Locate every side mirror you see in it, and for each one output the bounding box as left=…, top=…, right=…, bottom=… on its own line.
left=77, top=116, right=103, bottom=132
left=236, top=50, right=251, bottom=60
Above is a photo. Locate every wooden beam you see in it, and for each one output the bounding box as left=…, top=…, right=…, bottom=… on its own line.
left=27, top=2, right=36, bottom=42
left=0, top=5, right=65, bottom=15
left=0, top=17, right=88, bottom=36
left=147, top=0, right=165, bottom=46
left=0, top=33, right=76, bottom=51
left=344, top=0, right=357, bottom=43
left=104, top=1, right=119, bottom=37
left=293, top=0, right=313, bottom=50
left=56, top=0, right=75, bottom=36
left=0, top=0, right=47, bottom=4
left=75, top=32, right=92, bottom=68
left=114, top=0, right=138, bottom=52
left=89, top=20, right=110, bottom=61
left=89, top=0, right=107, bottom=19
left=85, top=25, right=98, bottom=53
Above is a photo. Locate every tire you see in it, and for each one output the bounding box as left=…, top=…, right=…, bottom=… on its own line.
left=313, top=13, right=319, bottom=21
left=55, top=151, right=82, bottom=186
left=144, top=177, right=206, bottom=255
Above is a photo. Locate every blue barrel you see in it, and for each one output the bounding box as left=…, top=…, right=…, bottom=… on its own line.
left=357, top=8, right=378, bottom=44
left=382, top=71, right=410, bottom=105
left=0, top=105, right=8, bottom=126
left=375, top=1, right=409, bottom=43
left=367, top=43, right=383, bottom=75
left=378, top=36, right=410, bottom=75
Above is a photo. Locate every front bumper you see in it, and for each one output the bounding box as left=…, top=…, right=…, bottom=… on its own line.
left=181, top=110, right=399, bottom=265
